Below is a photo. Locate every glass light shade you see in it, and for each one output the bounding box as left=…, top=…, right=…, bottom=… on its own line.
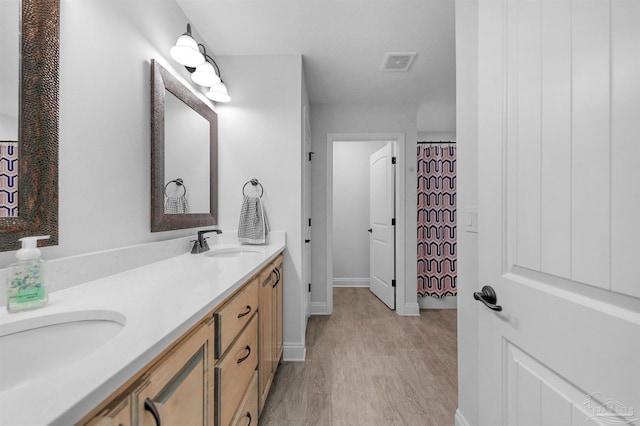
left=170, top=34, right=205, bottom=67
left=191, top=61, right=221, bottom=87
left=206, top=83, right=231, bottom=102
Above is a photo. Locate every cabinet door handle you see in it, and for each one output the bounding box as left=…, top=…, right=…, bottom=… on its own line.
left=237, top=305, right=252, bottom=318
left=245, top=411, right=252, bottom=426
left=237, top=345, right=251, bottom=364
left=272, top=268, right=281, bottom=288
left=144, top=398, right=162, bottom=426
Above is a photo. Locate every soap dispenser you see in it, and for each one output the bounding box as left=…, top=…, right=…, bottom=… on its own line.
left=6, top=235, right=50, bottom=313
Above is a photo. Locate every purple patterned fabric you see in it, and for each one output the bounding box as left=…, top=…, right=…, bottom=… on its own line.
left=0, top=142, right=19, bottom=217
left=417, top=145, right=457, bottom=298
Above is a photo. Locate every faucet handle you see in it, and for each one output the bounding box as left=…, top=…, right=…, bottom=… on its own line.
left=190, top=239, right=202, bottom=254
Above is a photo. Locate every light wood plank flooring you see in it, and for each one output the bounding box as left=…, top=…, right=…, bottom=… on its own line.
left=260, top=287, right=458, bottom=426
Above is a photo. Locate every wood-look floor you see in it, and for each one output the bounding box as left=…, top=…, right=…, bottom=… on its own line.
left=260, top=287, right=458, bottom=426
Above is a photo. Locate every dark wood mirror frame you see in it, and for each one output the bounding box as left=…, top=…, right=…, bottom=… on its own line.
left=150, top=59, right=218, bottom=232
left=0, top=0, right=59, bottom=251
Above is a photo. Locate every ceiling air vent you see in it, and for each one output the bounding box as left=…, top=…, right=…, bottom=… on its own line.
left=381, top=52, right=417, bottom=72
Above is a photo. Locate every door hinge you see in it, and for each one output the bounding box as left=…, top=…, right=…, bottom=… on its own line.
left=391, top=218, right=396, bottom=226
left=308, top=152, right=315, bottom=161
left=308, top=218, right=312, bottom=227
left=308, top=283, right=311, bottom=292
left=391, top=156, right=397, bottom=164
left=391, top=279, right=396, bottom=288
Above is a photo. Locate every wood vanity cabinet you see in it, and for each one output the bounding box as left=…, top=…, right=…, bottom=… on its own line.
left=258, top=255, right=284, bottom=413
left=79, top=254, right=283, bottom=426
left=83, top=318, right=214, bottom=426
left=84, top=397, right=131, bottom=426
left=133, top=318, right=214, bottom=426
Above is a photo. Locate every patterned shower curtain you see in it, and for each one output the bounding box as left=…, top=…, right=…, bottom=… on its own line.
left=0, top=142, right=19, bottom=217
left=417, top=144, right=457, bottom=298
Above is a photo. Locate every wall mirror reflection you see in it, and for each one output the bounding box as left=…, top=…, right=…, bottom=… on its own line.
left=0, top=0, right=59, bottom=251
left=151, top=59, right=218, bottom=232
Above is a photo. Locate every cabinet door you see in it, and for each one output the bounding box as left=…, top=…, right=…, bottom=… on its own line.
left=84, top=397, right=131, bottom=426
left=134, top=320, right=214, bottom=426
left=272, top=256, right=283, bottom=367
left=258, top=266, right=274, bottom=412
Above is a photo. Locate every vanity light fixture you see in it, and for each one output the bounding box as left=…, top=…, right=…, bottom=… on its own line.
left=191, top=61, right=221, bottom=87
left=170, top=23, right=231, bottom=103
left=169, top=24, right=205, bottom=67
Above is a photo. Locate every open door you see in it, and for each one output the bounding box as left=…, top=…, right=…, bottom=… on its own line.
left=369, top=143, right=395, bottom=309
left=477, top=0, right=640, bottom=424
left=303, top=107, right=312, bottom=323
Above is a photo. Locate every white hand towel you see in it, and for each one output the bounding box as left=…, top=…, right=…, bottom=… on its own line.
left=238, top=195, right=270, bottom=244
left=164, top=195, right=189, bottom=214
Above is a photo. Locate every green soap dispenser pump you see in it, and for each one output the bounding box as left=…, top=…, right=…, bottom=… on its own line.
left=6, top=235, right=50, bottom=313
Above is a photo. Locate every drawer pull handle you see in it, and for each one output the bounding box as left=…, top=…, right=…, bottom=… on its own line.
left=237, top=305, right=252, bottom=318
left=237, top=345, right=251, bottom=364
left=144, top=398, right=162, bottom=426
left=245, top=411, right=252, bottom=426
left=272, top=268, right=281, bottom=288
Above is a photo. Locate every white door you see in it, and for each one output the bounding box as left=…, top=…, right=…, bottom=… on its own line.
left=477, top=0, right=640, bottom=424
left=369, top=143, right=395, bottom=309
left=303, top=107, right=312, bottom=323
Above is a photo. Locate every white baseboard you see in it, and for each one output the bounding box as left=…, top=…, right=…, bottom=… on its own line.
left=455, top=409, right=470, bottom=426
left=333, top=278, right=369, bottom=287
left=310, top=301, right=330, bottom=315
left=401, top=302, right=420, bottom=316
left=419, top=295, right=458, bottom=309
left=282, top=343, right=306, bottom=362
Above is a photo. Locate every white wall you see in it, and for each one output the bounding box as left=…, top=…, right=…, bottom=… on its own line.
left=418, top=131, right=456, bottom=141
left=0, top=0, right=214, bottom=267
left=332, top=141, right=387, bottom=286
left=310, top=104, right=418, bottom=314
left=214, top=54, right=307, bottom=361
left=455, top=0, right=480, bottom=424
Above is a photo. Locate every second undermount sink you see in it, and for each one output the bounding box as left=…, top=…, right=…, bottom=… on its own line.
left=0, top=310, right=126, bottom=393
left=204, top=248, right=262, bottom=258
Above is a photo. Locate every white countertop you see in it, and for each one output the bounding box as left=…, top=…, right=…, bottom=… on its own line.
left=0, top=236, right=286, bottom=425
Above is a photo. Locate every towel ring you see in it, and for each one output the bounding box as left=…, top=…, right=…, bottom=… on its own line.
left=164, top=178, right=187, bottom=197
left=242, top=178, right=263, bottom=198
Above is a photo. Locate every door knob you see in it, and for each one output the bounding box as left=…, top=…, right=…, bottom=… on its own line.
left=473, top=285, right=503, bottom=312
left=368, top=228, right=372, bottom=233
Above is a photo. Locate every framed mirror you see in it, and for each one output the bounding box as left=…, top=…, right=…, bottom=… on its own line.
left=150, top=59, right=218, bottom=232
left=0, top=0, right=59, bottom=251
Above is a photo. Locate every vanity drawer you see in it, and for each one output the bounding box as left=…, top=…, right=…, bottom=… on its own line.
left=230, top=372, right=258, bottom=426
left=215, top=278, right=258, bottom=358
left=215, top=314, right=258, bottom=426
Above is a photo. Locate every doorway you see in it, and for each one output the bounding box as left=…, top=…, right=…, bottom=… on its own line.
left=325, top=133, right=406, bottom=314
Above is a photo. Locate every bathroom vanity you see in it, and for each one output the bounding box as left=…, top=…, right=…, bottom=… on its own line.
left=0, top=237, right=285, bottom=426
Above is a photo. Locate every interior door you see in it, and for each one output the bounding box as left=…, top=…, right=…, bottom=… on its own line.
left=369, top=143, right=395, bottom=309
left=303, top=106, right=312, bottom=323
left=477, top=0, right=640, bottom=424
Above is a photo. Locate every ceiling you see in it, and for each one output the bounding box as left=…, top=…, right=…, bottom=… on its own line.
left=175, top=0, right=456, bottom=132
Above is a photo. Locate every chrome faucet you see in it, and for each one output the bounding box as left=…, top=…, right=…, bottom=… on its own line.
left=191, top=229, right=223, bottom=254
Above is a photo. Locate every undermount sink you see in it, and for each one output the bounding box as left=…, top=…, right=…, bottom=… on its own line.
left=0, top=310, right=126, bottom=393
left=204, top=248, right=261, bottom=258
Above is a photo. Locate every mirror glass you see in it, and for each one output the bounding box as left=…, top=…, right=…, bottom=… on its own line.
left=0, top=0, right=20, bottom=217
left=0, top=0, right=59, bottom=251
left=151, top=59, right=218, bottom=232
left=164, top=91, right=210, bottom=214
